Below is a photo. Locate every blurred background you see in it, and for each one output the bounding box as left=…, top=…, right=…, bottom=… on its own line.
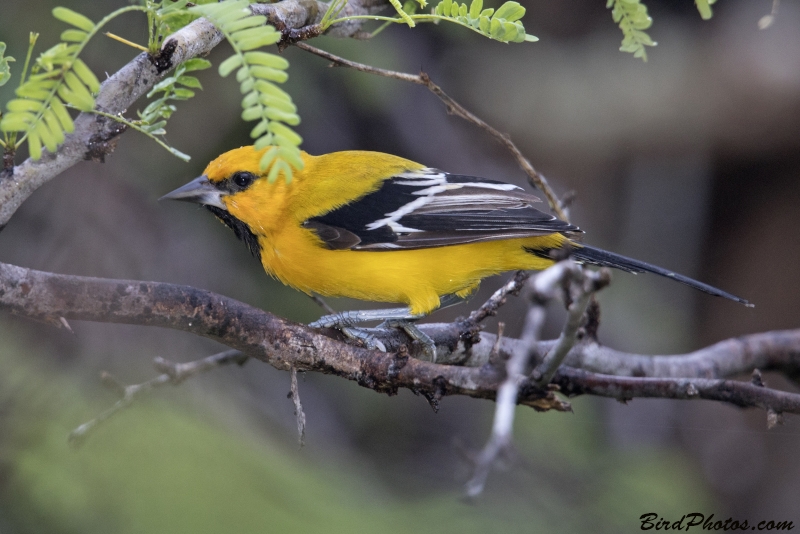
left=1, top=0, right=799, bottom=531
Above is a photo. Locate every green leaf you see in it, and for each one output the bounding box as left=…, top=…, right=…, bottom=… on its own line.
left=241, top=91, right=260, bottom=108
left=149, top=76, right=178, bottom=96
left=218, top=55, right=243, bottom=77
left=28, top=129, right=42, bottom=160
left=254, top=133, right=274, bottom=150
left=0, top=42, right=14, bottom=87
left=249, top=66, right=288, bottom=83
left=213, top=5, right=250, bottom=26
left=268, top=121, right=302, bottom=146
left=493, top=1, right=525, bottom=22
left=250, top=120, right=270, bottom=138
left=235, top=65, right=250, bottom=83
left=695, top=0, right=713, bottom=20
left=608, top=0, right=656, bottom=61
left=172, top=88, right=195, bottom=99
left=267, top=159, right=291, bottom=183
left=7, top=99, right=43, bottom=113
left=0, top=113, right=36, bottom=131
left=57, top=82, right=93, bottom=111
left=259, top=94, right=296, bottom=113
left=469, top=0, right=483, bottom=20
left=264, top=107, right=300, bottom=125
left=142, top=120, right=168, bottom=133
left=241, top=105, right=263, bottom=121
left=63, top=70, right=95, bottom=109
left=72, top=58, right=100, bottom=93
left=42, top=108, right=65, bottom=144
left=177, top=75, right=202, bottom=89
left=254, top=80, right=291, bottom=101
left=243, top=51, right=288, bottom=69
left=52, top=7, right=95, bottom=32
left=60, top=29, right=88, bottom=43
left=181, top=58, right=212, bottom=72
left=489, top=17, right=503, bottom=39
left=276, top=146, right=304, bottom=171
left=14, top=83, right=52, bottom=100
left=225, top=15, right=267, bottom=33
left=236, top=34, right=281, bottom=50
left=239, top=78, right=254, bottom=94
left=35, top=120, right=58, bottom=152
left=49, top=97, right=75, bottom=133
left=256, top=144, right=277, bottom=166
left=229, top=26, right=274, bottom=42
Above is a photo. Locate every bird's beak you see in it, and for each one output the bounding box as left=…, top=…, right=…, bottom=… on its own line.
left=160, top=175, right=227, bottom=210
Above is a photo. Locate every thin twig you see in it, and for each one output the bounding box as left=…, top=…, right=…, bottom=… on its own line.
left=68, top=349, right=247, bottom=447
left=465, top=270, right=531, bottom=326
left=310, top=293, right=336, bottom=314
left=532, top=265, right=611, bottom=386
left=466, top=315, right=539, bottom=497
left=294, top=42, right=568, bottom=221
left=289, top=367, right=306, bottom=447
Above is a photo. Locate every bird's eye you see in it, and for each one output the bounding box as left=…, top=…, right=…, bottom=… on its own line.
left=232, top=172, right=255, bottom=189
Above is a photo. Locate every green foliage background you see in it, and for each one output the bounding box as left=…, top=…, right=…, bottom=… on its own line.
left=0, top=322, right=708, bottom=533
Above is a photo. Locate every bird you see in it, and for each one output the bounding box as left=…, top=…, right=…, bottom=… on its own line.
left=162, top=146, right=751, bottom=357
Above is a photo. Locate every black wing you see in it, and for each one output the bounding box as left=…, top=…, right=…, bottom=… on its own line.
left=304, top=169, right=580, bottom=250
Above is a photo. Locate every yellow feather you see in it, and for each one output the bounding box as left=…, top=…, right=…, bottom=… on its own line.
left=207, top=147, right=567, bottom=315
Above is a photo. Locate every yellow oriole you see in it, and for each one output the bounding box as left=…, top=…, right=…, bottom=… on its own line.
left=162, top=146, right=750, bottom=350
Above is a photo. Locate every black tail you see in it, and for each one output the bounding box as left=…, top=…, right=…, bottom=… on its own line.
left=570, top=244, right=752, bottom=307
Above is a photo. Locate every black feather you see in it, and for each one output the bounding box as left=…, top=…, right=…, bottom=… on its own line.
left=306, top=170, right=580, bottom=250
left=206, top=205, right=262, bottom=261
left=570, top=244, right=752, bottom=306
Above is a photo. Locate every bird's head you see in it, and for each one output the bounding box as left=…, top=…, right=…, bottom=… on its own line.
left=160, top=146, right=294, bottom=259
left=160, top=146, right=269, bottom=211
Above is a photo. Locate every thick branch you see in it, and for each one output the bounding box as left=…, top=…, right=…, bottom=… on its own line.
left=554, top=367, right=800, bottom=414
left=0, top=261, right=518, bottom=406
left=2, top=261, right=800, bottom=415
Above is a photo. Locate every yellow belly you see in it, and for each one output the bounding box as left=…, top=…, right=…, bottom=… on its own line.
left=259, top=225, right=567, bottom=315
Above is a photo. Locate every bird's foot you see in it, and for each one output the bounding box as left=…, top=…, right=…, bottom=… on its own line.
left=310, top=307, right=437, bottom=359
left=380, top=319, right=437, bottom=362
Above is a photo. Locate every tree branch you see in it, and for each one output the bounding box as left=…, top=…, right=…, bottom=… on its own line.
left=68, top=349, right=248, bottom=447
left=2, top=261, right=799, bottom=418
left=553, top=367, right=800, bottom=418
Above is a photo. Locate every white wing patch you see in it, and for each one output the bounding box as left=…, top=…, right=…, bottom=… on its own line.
left=366, top=169, right=530, bottom=232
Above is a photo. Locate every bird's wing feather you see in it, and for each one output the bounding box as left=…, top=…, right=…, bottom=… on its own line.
left=303, top=169, right=580, bottom=250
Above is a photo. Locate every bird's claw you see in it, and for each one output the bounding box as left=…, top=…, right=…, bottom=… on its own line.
left=309, top=309, right=436, bottom=360
left=341, top=327, right=386, bottom=352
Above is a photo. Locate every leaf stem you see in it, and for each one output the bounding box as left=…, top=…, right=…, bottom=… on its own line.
left=79, top=108, right=190, bottom=161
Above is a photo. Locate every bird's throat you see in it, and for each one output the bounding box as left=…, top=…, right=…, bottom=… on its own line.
left=205, top=205, right=262, bottom=261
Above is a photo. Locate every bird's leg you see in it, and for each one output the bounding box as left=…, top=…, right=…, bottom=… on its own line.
left=309, top=294, right=466, bottom=361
